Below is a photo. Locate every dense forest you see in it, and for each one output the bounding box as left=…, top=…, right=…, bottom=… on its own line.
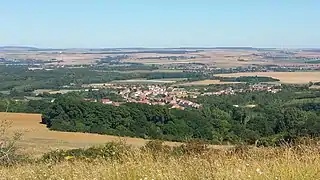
left=0, top=65, right=192, bottom=91
left=32, top=88, right=319, bottom=146
left=218, top=76, right=280, bottom=83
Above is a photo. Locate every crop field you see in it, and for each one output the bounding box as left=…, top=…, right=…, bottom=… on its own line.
left=1, top=112, right=181, bottom=156
left=0, top=51, right=104, bottom=65
left=4, top=49, right=320, bottom=68
left=110, top=69, right=184, bottom=73
left=0, top=48, right=272, bottom=67
left=111, top=78, right=186, bottom=84
left=2, top=48, right=320, bottom=68
left=122, top=50, right=273, bottom=67
left=310, top=85, right=320, bottom=89
left=216, top=71, right=320, bottom=84
left=178, top=80, right=242, bottom=86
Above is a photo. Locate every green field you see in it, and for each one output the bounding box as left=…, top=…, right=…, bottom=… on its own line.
left=112, top=78, right=186, bottom=84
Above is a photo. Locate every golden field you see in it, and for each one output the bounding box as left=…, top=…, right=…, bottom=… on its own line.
left=122, top=50, right=272, bottom=67
left=0, top=112, right=180, bottom=156
left=216, top=71, right=320, bottom=84
left=2, top=49, right=320, bottom=68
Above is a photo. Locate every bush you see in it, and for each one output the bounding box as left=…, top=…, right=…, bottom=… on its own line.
left=41, top=141, right=131, bottom=163
left=142, top=140, right=172, bottom=153
left=174, top=140, right=210, bottom=155
left=227, top=144, right=252, bottom=157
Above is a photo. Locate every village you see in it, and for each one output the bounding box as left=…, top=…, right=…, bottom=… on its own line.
left=79, top=82, right=282, bottom=110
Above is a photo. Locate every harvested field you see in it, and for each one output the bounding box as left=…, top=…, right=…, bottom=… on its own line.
left=1, top=112, right=181, bottom=156
left=94, top=69, right=184, bottom=73
left=0, top=52, right=103, bottom=65
left=310, top=85, right=320, bottom=89
left=178, top=80, right=241, bottom=86
left=2, top=49, right=307, bottom=67
left=123, top=50, right=273, bottom=67
left=216, top=71, right=320, bottom=84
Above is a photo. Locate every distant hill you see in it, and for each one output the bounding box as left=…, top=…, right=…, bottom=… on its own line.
left=0, top=46, right=38, bottom=51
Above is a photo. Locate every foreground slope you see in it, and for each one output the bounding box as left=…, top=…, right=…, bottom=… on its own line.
left=0, top=143, right=319, bottom=180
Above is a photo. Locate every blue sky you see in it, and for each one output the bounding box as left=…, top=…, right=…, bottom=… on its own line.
left=1, top=0, right=320, bottom=48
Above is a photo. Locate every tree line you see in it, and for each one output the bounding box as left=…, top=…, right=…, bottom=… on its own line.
left=39, top=88, right=319, bottom=146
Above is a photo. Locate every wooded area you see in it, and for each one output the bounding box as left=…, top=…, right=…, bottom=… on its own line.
left=1, top=87, right=314, bottom=146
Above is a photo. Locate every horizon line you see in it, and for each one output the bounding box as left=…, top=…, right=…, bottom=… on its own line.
left=1, top=45, right=320, bottom=50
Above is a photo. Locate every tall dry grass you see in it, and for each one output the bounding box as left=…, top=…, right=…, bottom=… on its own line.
left=0, top=142, right=319, bottom=180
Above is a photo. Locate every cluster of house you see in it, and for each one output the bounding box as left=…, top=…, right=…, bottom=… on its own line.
left=84, top=98, right=121, bottom=106
left=82, top=84, right=201, bottom=110
left=201, top=84, right=282, bottom=96
left=249, top=84, right=282, bottom=93
left=275, top=63, right=320, bottom=70
left=80, top=83, right=282, bottom=110
left=119, top=85, right=201, bottom=110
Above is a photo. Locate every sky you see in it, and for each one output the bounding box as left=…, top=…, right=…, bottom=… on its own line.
left=1, top=0, right=320, bottom=48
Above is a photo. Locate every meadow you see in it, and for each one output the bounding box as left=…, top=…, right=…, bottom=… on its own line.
left=0, top=140, right=319, bottom=180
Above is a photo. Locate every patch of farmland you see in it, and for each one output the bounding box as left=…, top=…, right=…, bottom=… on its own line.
left=216, top=72, right=320, bottom=84
left=0, top=112, right=180, bottom=156
left=178, top=80, right=242, bottom=86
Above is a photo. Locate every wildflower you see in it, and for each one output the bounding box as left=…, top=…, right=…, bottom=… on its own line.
left=246, top=163, right=250, bottom=166
left=248, top=175, right=251, bottom=178
left=237, top=169, right=241, bottom=173
left=256, top=168, right=263, bottom=175
left=64, top=156, right=74, bottom=160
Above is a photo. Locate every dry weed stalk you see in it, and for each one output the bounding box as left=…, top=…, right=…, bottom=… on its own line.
left=0, top=100, right=22, bottom=165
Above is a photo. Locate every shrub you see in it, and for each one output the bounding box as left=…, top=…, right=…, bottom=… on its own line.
left=0, top=112, right=28, bottom=166
left=142, top=140, right=171, bottom=153
left=227, top=144, right=252, bottom=157
left=175, top=139, right=210, bottom=155
left=41, top=141, right=131, bottom=163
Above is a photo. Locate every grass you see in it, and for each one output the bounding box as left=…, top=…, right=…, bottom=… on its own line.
left=1, top=142, right=320, bottom=180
